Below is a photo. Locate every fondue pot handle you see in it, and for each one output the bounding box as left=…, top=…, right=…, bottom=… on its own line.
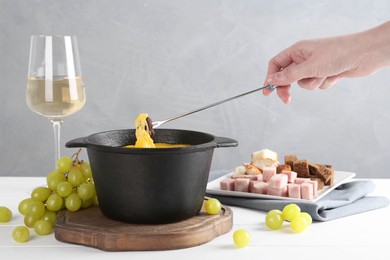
left=65, top=137, right=88, bottom=148
left=214, top=136, right=238, bottom=148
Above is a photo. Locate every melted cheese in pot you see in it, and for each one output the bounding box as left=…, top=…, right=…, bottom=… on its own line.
left=125, top=113, right=189, bottom=148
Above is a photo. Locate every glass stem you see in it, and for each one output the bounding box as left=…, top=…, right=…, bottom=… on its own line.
left=51, top=119, right=63, bottom=166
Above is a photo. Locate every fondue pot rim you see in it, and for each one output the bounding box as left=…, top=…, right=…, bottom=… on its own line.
left=65, top=128, right=238, bottom=154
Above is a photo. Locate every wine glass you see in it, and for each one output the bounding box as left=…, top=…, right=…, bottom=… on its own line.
left=26, top=35, right=85, bottom=166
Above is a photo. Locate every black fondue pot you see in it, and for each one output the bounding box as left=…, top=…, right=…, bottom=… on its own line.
left=66, top=129, right=238, bottom=224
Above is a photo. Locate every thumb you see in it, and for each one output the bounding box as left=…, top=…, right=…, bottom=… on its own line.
left=267, top=62, right=312, bottom=86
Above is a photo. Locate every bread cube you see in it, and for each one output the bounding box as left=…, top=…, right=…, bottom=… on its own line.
left=277, top=164, right=291, bottom=174
left=293, top=159, right=311, bottom=177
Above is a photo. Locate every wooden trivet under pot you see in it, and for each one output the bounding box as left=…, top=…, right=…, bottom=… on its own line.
left=55, top=202, right=233, bottom=251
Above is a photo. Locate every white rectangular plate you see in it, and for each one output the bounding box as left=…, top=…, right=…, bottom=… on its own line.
left=206, top=171, right=356, bottom=202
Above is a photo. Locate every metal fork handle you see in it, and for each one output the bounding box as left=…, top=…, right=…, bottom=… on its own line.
left=152, top=85, right=276, bottom=128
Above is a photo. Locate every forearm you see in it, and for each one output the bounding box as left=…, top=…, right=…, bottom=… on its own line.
left=350, top=21, right=390, bottom=74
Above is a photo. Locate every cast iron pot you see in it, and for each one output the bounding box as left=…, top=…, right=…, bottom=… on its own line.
left=66, top=129, right=238, bottom=224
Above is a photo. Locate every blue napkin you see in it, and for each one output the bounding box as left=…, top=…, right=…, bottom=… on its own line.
left=207, top=170, right=390, bottom=221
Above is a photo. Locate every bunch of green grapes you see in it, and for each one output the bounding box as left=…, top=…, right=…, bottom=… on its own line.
left=15, top=149, right=97, bottom=241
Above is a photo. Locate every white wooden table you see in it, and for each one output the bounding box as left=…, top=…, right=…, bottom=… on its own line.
left=1, top=177, right=389, bottom=259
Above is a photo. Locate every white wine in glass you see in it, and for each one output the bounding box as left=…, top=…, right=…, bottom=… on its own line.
left=26, top=35, right=85, bottom=165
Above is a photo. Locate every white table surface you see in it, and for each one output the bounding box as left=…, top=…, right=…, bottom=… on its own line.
left=1, top=177, right=389, bottom=260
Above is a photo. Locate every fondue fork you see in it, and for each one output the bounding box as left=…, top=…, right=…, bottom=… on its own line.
left=152, top=85, right=276, bottom=129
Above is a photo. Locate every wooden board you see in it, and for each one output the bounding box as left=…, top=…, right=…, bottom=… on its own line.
left=55, top=202, right=233, bottom=251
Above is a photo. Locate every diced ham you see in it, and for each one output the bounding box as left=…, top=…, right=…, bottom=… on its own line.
left=269, top=174, right=288, bottom=189
left=220, top=178, right=235, bottom=191
left=231, top=174, right=259, bottom=181
left=287, top=183, right=301, bottom=199
left=267, top=186, right=288, bottom=197
left=280, top=170, right=297, bottom=183
left=301, top=182, right=314, bottom=200
left=234, top=178, right=250, bottom=192
left=308, top=179, right=318, bottom=194
left=262, top=167, right=276, bottom=182
left=250, top=181, right=268, bottom=194
left=295, top=177, right=310, bottom=184
left=220, top=166, right=322, bottom=201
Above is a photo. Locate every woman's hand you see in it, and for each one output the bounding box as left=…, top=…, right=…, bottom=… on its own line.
left=263, top=21, right=390, bottom=103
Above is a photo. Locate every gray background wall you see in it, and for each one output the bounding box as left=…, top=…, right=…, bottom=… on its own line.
left=1, top=0, right=389, bottom=178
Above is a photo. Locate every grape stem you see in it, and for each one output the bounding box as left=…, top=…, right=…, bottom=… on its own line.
left=71, top=148, right=83, bottom=165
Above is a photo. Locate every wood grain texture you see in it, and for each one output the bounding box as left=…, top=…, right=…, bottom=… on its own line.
left=55, top=202, right=232, bottom=251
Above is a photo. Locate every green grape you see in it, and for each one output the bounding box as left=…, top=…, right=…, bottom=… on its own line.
left=65, top=193, right=82, bottom=212
left=57, top=156, right=73, bottom=173
left=34, top=220, right=53, bottom=236
left=24, top=214, right=40, bottom=228
left=46, top=169, right=66, bottom=190
left=92, top=194, right=99, bottom=206
left=77, top=183, right=95, bottom=200
left=45, top=193, right=64, bottom=212
left=205, top=198, right=222, bottom=215
left=80, top=162, right=92, bottom=179
left=0, top=206, right=12, bottom=222
left=300, top=212, right=312, bottom=225
left=68, top=166, right=85, bottom=187
left=290, top=214, right=309, bottom=233
left=282, top=204, right=301, bottom=221
left=40, top=210, right=57, bottom=226
left=31, top=186, right=52, bottom=202
left=57, top=181, right=73, bottom=197
left=233, top=229, right=250, bottom=248
left=81, top=198, right=93, bottom=208
left=265, top=209, right=284, bottom=230
left=12, top=226, right=30, bottom=242
left=18, top=198, right=34, bottom=215
left=27, top=201, right=45, bottom=218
